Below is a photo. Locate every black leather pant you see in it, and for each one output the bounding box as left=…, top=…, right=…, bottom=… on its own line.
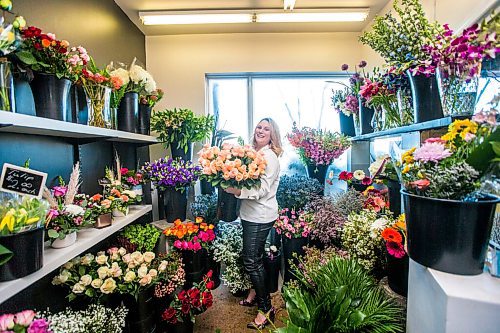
left=242, top=219, right=274, bottom=312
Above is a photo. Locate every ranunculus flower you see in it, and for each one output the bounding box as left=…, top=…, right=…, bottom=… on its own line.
left=0, top=314, right=15, bottom=331
left=97, top=266, right=109, bottom=280
left=14, top=310, right=35, bottom=327
left=139, top=274, right=153, bottom=286
left=124, top=271, right=136, bottom=282
left=80, top=274, right=92, bottom=286
left=95, top=255, right=108, bottom=265
left=143, top=251, right=155, bottom=263
left=158, top=260, right=168, bottom=272
left=187, top=288, right=200, bottom=300
left=120, top=167, right=129, bottom=175
left=138, top=265, right=148, bottom=278
left=27, top=318, right=50, bottom=333
left=162, top=308, right=177, bottom=323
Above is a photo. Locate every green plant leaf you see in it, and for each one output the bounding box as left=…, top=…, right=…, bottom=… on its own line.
left=48, top=229, right=59, bottom=238
left=0, top=244, right=13, bottom=266
left=16, top=51, right=38, bottom=65
left=466, top=128, right=500, bottom=176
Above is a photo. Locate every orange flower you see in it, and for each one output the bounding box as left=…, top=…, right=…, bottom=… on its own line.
left=195, top=216, right=204, bottom=224
left=41, top=39, right=51, bottom=48
left=91, top=193, right=102, bottom=201
left=111, top=188, right=121, bottom=197
left=381, top=228, right=403, bottom=244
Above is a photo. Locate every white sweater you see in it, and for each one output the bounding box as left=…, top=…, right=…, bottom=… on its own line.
left=236, top=146, right=280, bottom=223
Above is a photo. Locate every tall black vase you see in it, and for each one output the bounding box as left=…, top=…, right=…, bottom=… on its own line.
left=283, top=237, right=309, bottom=283
left=359, top=98, right=375, bottom=135
left=123, top=290, right=156, bottom=333
left=170, top=140, right=193, bottom=161
left=138, top=104, right=152, bottom=135
left=386, top=180, right=402, bottom=216
left=118, top=91, right=138, bottom=133
left=402, top=191, right=499, bottom=275
left=182, top=249, right=208, bottom=288
left=161, top=187, right=187, bottom=223
left=406, top=71, right=443, bottom=123
left=338, top=111, right=356, bottom=137
left=200, top=179, right=215, bottom=195
left=217, top=187, right=238, bottom=222
left=306, top=163, right=328, bottom=187
left=264, top=252, right=281, bottom=293
left=30, top=72, right=71, bottom=121
left=166, top=321, right=194, bottom=333
left=386, top=253, right=409, bottom=297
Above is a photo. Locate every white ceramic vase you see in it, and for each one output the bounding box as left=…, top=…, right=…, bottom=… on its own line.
left=51, top=232, right=77, bottom=249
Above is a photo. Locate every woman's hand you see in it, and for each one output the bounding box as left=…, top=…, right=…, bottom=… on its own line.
left=224, top=187, right=242, bottom=196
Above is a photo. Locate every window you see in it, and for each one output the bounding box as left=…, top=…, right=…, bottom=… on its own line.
left=206, top=73, right=350, bottom=174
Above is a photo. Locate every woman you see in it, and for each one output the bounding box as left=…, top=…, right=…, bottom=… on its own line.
left=225, top=117, right=282, bottom=330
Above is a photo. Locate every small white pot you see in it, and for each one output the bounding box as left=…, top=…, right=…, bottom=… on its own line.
left=112, top=207, right=129, bottom=217
left=51, top=232, right=77, bottom=249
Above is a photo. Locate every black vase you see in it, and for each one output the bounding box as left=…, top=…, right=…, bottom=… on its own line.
left=166, top=321, right=194, bottom=333
left=170, top=140, right=193, bottom=161
left=30, top=72, right=72, bottom=121
left=118, top=91, right=138, bottom=133
left=283, top=237, right=309, bottom=283
left=138, top=104, right=152, bottom=135
left=338, top=112, right=356, bottom=137
left=200, top=179, right=215, bottom=195
left=402, top=191, right=499, bottom=275
left=406, top=71, right=444, bottom=123
left=0, top=227, right=44, bottom=281
left=306, top=163, right=328, bottom=187
left=161, top=187, right=188, bottom=223
left=359, top=98, right=375, bottom=135
left=386, top=180, right=402, bottom=216
left=217, top=187, right=238, bottom=222
left=348, top=183, right=369, bottom=192
left=386, top=253, right=409, bottom=297
left=122, top=290, right=156, bottom=333
left=207, top=254, right=221, bottom=289
left=182, top=249, right=208, bottom=288
left=70, top=84, right=88, bottom=125
left=264, top=252, right=281, bottom=293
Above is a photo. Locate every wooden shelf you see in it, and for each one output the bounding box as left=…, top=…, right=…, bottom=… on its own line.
left=0, top=205, right=152, bottom=304
left=351, top=116, right=466, bottom=141
left=0, top=112, right=158, bottom=145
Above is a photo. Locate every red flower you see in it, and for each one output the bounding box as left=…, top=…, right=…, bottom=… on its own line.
left=121, top=167, right=129, bottom=175
left=206, top=270, right=213, bottom=279
left=361, top=176, right=372, bottom=185
left=162, top=308, right=177, bottom=324
left=181, top=303, right=191, bottom=315
left=381, top=228, right=403, bottom=243
left=177, top=290, right=187, bottom=301
left=191, top=298, right=202, bottom=308
left=187, top=288, right=200, bottom=300
left=386, top=241, right=406, bottom=259
left=202, top=291, right=213, bottom=307
left=338, top=171, right=349, bottom=181
left=206, top=281, right=214, bottom=290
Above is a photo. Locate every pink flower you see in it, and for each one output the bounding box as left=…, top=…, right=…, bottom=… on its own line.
left=120, top=167, right=129, bottom=175
left=386, top=241, right=406, bottom=258
left=173, top=240, right=182, bottom=249
left=424, top=137, right=446, bottom=145
left=53, top=186, right=67, bottom=197
left=413, top=142, right=452, bottom=163
left=361, top=177, right=372, bottom=185
left=27, top=319, right=50, bottom=333
left=15, top=310, right=35, bottom=327
left=193, top=242, right=202, bottom=251
left=0, top=314, right=15, bottom=331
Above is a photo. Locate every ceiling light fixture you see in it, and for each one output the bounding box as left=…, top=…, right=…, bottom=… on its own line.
left=139, top=8, right=369, bottom=25
left=283, top=0, right=296, bottom=10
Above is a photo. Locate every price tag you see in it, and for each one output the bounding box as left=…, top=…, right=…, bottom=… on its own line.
left=98, top=178, right=111, bottom=186
left=0, top=163, right=47, bottom=199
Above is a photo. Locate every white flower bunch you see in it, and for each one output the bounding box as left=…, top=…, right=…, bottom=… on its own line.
left=40, top=304, right=128, bottom=333
left=108, top=58, right=157, bottom=93
left=369, top=154, right=390, bottom=177
left=341, top=209, right=385, bottom=271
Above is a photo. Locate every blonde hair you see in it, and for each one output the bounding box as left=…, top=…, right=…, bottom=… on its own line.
left=252, top=117, right=283, bottom=157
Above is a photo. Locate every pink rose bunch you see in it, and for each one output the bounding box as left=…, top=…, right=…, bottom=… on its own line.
left=0, top=310, right=51, bottom=333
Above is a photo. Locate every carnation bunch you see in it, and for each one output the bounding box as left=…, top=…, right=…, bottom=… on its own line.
left=107, top=187, right=141, bottom=214
left=381, top=214, right=407, bottom=259
left=0, top=310, right=50, bottom=333
left=287, top=124, right=350, bottom=166
left=399, top=112, right=499, bottom=200
left=198, top=143, right=267, bottom=189
left=163, top=217, right=216, bottom=252
left=52, top=247, right=176, bottom=301
left=274, top=208, right=313, bottom=239
left=162, top=271, right=214, bottom=324
left=142, top=157, right=202, bottom=192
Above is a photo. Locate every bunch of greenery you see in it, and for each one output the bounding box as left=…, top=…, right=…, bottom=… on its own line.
left=359, top=0, right=440, bottom=71
left=118, top=223, right=161, bottom=252
left=210, top=222, right=252, bottom=294
left=151, top=108, right=215, bottom=153
left=277, top=175, right=323, bottom=210
left=190, top=193, right=218, bottom=225
left=276, top=257, right=403, bottom=333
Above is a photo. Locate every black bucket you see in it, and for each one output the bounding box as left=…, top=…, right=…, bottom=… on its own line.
left=161, top=187, right=188, bottom=223
left=338, top=111, right=356, bottom=137
left=282, top=237, right=309, bottom=283
left=118, top=91, right=138, bottom=133
left=182, top=249, right=208, bottom=288
left=217, top=187, right=238, bottom=222
left=386, top=253, right=409, bottom=297
left=264, top=252, right=281, bottom=293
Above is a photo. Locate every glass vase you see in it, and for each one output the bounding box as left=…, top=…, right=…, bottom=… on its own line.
left=353, top=114, right=361, bottom=136
left=0, top=58, right=15, bottom=112
left=370, top=107, right=384, bottom=132
left=436, top=65, right=479, bottom=116
left=396, top=88, right=414, bottom=125
left=85, top=85, right=112, bottom=128
left=110, top=107, right=118, bottom=129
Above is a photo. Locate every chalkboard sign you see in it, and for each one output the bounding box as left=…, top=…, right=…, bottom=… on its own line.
left=0, top=163, right=48, bottom=199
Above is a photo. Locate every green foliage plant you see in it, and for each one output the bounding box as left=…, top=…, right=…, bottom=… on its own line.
left=276, top=175, right=323, bottom=211
left=120, top=223, right=161, bottom=252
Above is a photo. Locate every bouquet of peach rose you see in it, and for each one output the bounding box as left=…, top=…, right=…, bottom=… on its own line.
left=198, top=143, right=267, bottom=189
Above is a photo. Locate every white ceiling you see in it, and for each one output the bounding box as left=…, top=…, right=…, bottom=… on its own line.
left=114, top=0, right=390, bottom=35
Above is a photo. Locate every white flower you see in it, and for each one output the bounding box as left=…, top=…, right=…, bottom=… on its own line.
left=143, top=252, right=155, bottom=263
left=139, top=274, right=152, bottom=286
left=118, top=247, right=127, bottom=256
left=124, top=271, right=136, bottom=282
left=122, top=253, right=132, bottom=264
left=100, top=278, right=117, bottom=294
left=80, top=254, right=94, bottom=266
left=148, top=269, right=158, bottom=278
left=63, top=261, right=73, bottom=270
left=122, top=190, right=136, bottom=199
left=369, top=155, right=389, bottom=177
left=80, top=274, right=92, bottom=286
left=130, top=252, right=144, bottom=264
left=109, top=262, right=123, bottom=278
left=269, top=245, right=278, bottom=253
left=97, top=266, right=109, bottom=280
left=64, top=204, right=84, bottom=216
left=129, top=64, right=148, bottom=84
left=137, top=265, right=148, bottom=278
left=91, top=278, right=103, bottom=289
left=353, top=170, right=366, bottom=181
left=144, top=73, right=157, bottom=93
left=72, top=283, right=86, bottom=294
left=158, top=260, right=168, bottom=272
left=110, top=68, right=130, bottom=86
left=370, top=217, right=389, bottom=238
left=59, top=269, right=72, bottom=283
left=96, top=255, right=108, bottom=265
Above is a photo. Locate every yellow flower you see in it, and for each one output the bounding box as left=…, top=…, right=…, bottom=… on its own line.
left=396, top=214, right=406, bottom=229
left=26, top=216, right=40, bottom=224
left=442, top=119, right=478, bottom=141
left=401, top=147, right=416, bottom=164
left=402, top=164, right=411, bottom=174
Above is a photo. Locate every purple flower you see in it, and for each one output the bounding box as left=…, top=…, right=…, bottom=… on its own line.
left=358, top=60, right=367, bottom=68
left=341, top=64, right=349, bottom=71
left=52, top=186, right=67, bottom=197
left=27, top=318, right=51, bottom=333
left=413, top=142, right=452, bottom=163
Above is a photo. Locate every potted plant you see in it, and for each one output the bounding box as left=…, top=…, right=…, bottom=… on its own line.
left=43, top=163, right=93, bottom=248
left=151, top=108, right=214, bottom=161
left=138, top=88, right=163, bottom=135
left=359, top=0, right=444, bottom=123
left=274, top=208, right=313, bottom=283
left=120, top=167, right=145, bottom=199
left=75, top=193, right=113, bottom=229
left=16, top=26, right=89, bottom=121
left=161, top=271, right=214, bottom=333
left=338, top=169, right=373, bottom=192
left=109, top=58, right=157, bottom=133
left=287, top=124, right=350, bottom=186
left=163, top=218, right=216, bottom=287
left=142, top=157, right=201, bottom=222
left=396, top=108, right=499, bottom=275
left=306, top=196, right=346, bottom=249
left=108, top=188, right=141, bottom=217
left=210, top=222, right=252, bottom=295
left=198, top=142, right=268, bottom=222
left=381, top=213, right=409, bottom=296
left=0, top=193, right=48, bottom=282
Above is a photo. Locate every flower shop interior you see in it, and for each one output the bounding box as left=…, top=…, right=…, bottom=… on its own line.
left=0, top=0, right=499, bottom=332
